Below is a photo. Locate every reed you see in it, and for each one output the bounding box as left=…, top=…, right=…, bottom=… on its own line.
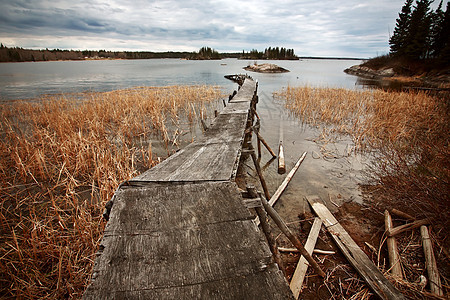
left=0, top=85, right=223, bottom=298
left=277, top=86, right=449, bottom=226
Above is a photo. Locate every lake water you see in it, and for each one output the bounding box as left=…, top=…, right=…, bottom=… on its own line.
left=0, top=58, right=362, bottom=100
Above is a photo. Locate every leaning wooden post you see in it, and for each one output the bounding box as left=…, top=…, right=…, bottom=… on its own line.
left=247, top=186, right=285, bottom=276
left=384, top=210, right=403, bottom=279
left=259, top=193, right=326, bottom=278
left=255, top=131, right=277, bottom=158
left=420, top=226, right=443, bottom=296
left=248, top=145, right=271, bottom=200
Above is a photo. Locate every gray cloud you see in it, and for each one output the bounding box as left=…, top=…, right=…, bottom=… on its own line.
left=0, top=0, right=412, bottom=57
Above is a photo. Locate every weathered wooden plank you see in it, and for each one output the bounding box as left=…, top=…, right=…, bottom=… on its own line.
left=84, top=263, right=293, bottom=300
left=306, top=196, right=406, bottom=300
left=290, top=218, right=322, bottom=299
left=221, top=101, right=252, bottom=114
left=88, top=220, right=272, bottom=291
left=131, top=141, right=242, bottom=182
left=199, top=113, right=248, bottom=144
left=104, top=182, right=254, bottom=235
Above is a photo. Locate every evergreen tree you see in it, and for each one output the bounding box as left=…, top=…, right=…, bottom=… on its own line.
left=389, top=0, right=414, bottom=56
left=432, top=1, right=450, bottom=59
left=405, top=0, right=433, bottom=59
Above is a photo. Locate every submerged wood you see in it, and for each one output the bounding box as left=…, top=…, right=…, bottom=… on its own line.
left=269, top=152, right=307, bottom=207
left=420, top=226, right=443, bottom=296
left=384, top=210, right=403, bottom=279
left=290, top=218, right=322, bottom=299
left=307, top=196, right=406, bottom=300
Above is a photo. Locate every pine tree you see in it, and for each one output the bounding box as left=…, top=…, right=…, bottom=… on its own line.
left=390, top=0, right=414, bottom=56
left=432, top=1, right=450, bottom=59
left=405, top=0, right=433, bottom=59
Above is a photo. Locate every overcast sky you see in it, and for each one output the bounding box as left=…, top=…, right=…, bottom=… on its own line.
left=0, top=0, right=416, bottom=58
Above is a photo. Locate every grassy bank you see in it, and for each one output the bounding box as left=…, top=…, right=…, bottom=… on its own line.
left=277, top=85, right=449, bottom=232
left=277, top=86, right=449, bottom=298
left=0, top=85, right=224, bottom=298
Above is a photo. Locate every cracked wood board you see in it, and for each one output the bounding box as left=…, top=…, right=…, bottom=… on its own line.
left=306, top=196, right=406, bottom=300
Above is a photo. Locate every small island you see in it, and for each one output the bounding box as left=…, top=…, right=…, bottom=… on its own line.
left=244, top=63, right=289, bottom=73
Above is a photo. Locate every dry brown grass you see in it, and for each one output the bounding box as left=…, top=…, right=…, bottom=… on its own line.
left=0, top=85, right=223, bottom=299
left=277, top=86, right=449, bottom=298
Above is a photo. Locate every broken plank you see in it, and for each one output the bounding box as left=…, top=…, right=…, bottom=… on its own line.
left=384, top=210, right=403, bottom=279
left=306, top=196, right=406, bottom=300
left=420, top=226, right=443, bottom=296
left=388, top=218, right=432, bottom=237
left=289, top=218, right=322, bottom=299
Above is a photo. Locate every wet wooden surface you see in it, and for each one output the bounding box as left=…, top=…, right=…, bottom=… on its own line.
left=83, top=79, right=294, bottom=299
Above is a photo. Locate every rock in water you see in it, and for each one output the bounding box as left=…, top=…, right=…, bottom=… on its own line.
left=244, top=63, right=289, bottom=73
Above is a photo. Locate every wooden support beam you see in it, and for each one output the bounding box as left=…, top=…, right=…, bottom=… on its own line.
left=306, top=196, right=406, bottom=300
left=249, top=146, right=271, bottom=200
left=290, top=218, right=322, bottom=299
left=255, top=131, right=276, bottom=157
left=260, top=194, right=326, bottom=278
left=388, top=218, right=432, bottom=237
left=420, top=226, right=443, bottom=296
left=384, top=210, right=403, bottom=279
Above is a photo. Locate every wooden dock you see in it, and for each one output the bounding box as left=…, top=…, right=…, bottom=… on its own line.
left=83, top=79, right=294, bottom=299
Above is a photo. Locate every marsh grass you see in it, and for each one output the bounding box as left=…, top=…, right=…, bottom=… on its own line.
left=0, top=85, right=224, bottom=298
left=277, top=86, right=449, bottom=298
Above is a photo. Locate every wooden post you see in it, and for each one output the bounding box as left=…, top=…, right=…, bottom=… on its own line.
left=247, top=186, right=285, bottom=276
left=248, top=146, right=271, bottom=200
left=290, top=218, right=323, bottom=299
left=384, top=210, right=403, bottom=279
left=420, top=226, right=443, bottom=296
left=278, top=141, right=286, bottom=174
left=259, top=193, right=326, bottom=278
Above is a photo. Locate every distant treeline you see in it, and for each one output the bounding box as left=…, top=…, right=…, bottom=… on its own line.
left=389, top=0, right=449, bottom=61
left=0, top=45, right=298, bottom=62
left=240, top=47, right=298, bottom=60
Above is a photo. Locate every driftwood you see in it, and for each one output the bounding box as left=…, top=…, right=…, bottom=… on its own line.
left=384, top=210, right=403, bottom=279
left=390, top=208, right=415, bottom=221
left=307, top=196, right=406, bottom=300
left=420, top=226, right=443, bottom=296
left=388, top=218, right=432, bottom=237
left=278, top=141, right=286, bottom=174
left=290, top=218, right=323, bottom=299
left=260, top=194, right=326, bottom=278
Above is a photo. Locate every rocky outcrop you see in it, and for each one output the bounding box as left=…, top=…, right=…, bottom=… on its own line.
left=244, top=63, right=289, bottom=73
left=344, top=65, right=395, bottom=79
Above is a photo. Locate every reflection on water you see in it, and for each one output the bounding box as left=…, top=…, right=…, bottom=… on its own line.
left=0, top=58, right=363, bottom=100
